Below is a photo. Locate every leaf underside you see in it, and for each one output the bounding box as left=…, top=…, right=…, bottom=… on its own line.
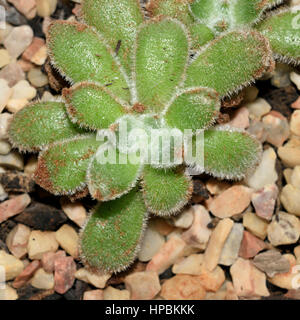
left=80, top=188, right=147, bottom=273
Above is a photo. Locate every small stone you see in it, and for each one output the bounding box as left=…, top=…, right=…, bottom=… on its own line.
left=146, top=236, right=186, bottom=275
left=0, top=151, right=24, bottom=170
left=197, top=265, right=225, bottom=292
left=83, top=290, right=104, bottom=300
left=24, top=156, right=38, bottom=175
left=203, top=218, right=233, bottom=271
left=15, top=202, right=67, bottom=231
left=0, top=193, right=31, bottom=223
left=17, top=59, right=34, bottom=72
left=160, top=274, right=206, bottom=300
left=0, top=250, right=24, bottom=280
left=6, top=223, right=31, bottom=259
left=27, top=230, right=59, bottom=260
left=168, top=207, right=194, bottom=229
left=247, top=118, right=267, bottom=142
left=267, top=212, right=300, bottom=246
left=0, top=113, right=13, bottom=140
left=7, top=0, right=37, bottom=19
left=181, top=205, right=212, bottom=250
left=291, top=166, right=300, bottom=189
left=28, top=67, right=48, bottom=87
left=75, top=268, right=111, bottom=289
left=41, top=250, right=66, bottom=273
left=278, top=140, right=300, bottom=168
left=290, top=71, right=300, bottom=90
left=243, top=86, right=259, bottom=103
left=253, top=250, right=290, bottom=277
left=291, top=110, right=300, bottom=136
left=0, top=79, right=12, bottom=113
left=172, top=254, right=204, bottom=275
left=0, top=171, right=35, bottom=193
left=230, top=258, right=269, bottom=298
left=0, top=140, right=12, bottom=155
left=243, top=211, right=269, bottom=240
left=103, top=286, right=130, bottom=300
left=0, top=62, right=25, bottom=86
left=208, top=185, right=252, bottom=218
left=138, top=220, right=165, bottom=262
left=251, top=184, right=278, bottom=221
left=54, top=256, right=76, bottom=294
left=271, top=63, right=292, bottom=88
left=0, top=184, right=7, bottom=201
left=124, top=271, right=160, bottom=300
left=55, top=224, right=78, bottom=259
left=0, top=285, right=18, bottom=300
left=31, top=268, right=54, bottom=290
left=150, top=217, right=175, bottom=236
left=12, top=260, right=41, bottom=288
left=22, top=37, right=46, bottom=65
left=36, top=0, right=57, bottom=17
left=281, top=184, right=300, bottom=216
left=228, top=107, right=249, bottom=129
left=219, top=223, right=244, bottom=266
left=206, top=178, right=230, bottom=195
left=4, top=26, right=34, bottom=59
left=245, top=98, right=271, bottom=120
left=245, top=148, right=278, bottom=190
left=238, top=230, right=267, bottom=259
left=0, top=49, right=11, bottom=68
left=60, top=199, right=87, bottom=227
left=284, top=168, right=293, bottom=184
left=262, top=111, right=290, bottom=147
left=292, top=97, right=300, bottom=110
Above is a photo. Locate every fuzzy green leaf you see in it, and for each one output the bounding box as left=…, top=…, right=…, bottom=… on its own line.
left=165, top=87, right=220, bottom=131
left=141, top=166, right=193, bottom=215
left=185, top=31, right=274, bottom=96
left=81, top=0, right=144, bottom=74
left=256, top=9, right=300, bottom=64
left=8, top=102, right=84, bottom=152
left=63, top=83, right=127, bottom=131
left=80, top=188, right=147, bottom=273
left=47, top=21, right=130, bottom=102
left=189, top=23, right=215, bottom=49
left=187, top=127, right=262, bottom=180
left=135, top=18, right=189, bottom=113
left=35, top=135, right=101, bottom=195
left=87, top=146, right=142, bottom=201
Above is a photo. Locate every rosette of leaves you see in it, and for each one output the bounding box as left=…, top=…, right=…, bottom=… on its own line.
left=8, top=0, right=299, bottom=273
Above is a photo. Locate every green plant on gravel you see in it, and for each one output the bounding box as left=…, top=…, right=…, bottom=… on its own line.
left=8, top=0, right=300, bottom=273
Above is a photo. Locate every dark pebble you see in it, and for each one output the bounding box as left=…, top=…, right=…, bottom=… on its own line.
left=63, top=280, right=90, bottom=300
left=5, top=6, right=27, bottom=26
left=28, top=16, right=45, bottom=39
left=17, top=284, right=43, bottom=300
left=14, top=202, right=67, bottom=231
left=0, top=171, right=35, bottom=193
left=193, top=180, right=209, bottom=199
left=0, top=220, right=16, bottom=242
left=0, top=238, right=8, bottom=253
left=159, top=267, right=174, bottom=280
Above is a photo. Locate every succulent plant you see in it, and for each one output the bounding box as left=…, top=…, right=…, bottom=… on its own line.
left=8, top=0, right=300, bottom=273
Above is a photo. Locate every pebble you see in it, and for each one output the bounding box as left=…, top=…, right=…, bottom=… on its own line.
left=138, top=220, right=165, bottom=262
left=124, top=271, right=161, bottom=300
left=146, top=235, right=186, bottom=275
left=160, top=274, right=206, bottom=300
left=243, top=86, right=259, bottom=103
left=168, top=207, right=194, bottom=229
left=12, top=260, right=41, bottom=288
left=262, top=111, right=290, bottom=147
left=271, top=63, right=292, bottom=88
left=291, top=166, right=300, bottom=189
left=181, top=205, right=212, bottom=250
left=4, top=26, right=34, bottom=59
left=6, top=223, right=31, bottom=259
left=0, top=171, right=35, bottom=193
left=203, top=218, right=234, bottom=271
left=30, top=268, right=54, bottom=290
left=36, top=0, right=58, bottom=17
left=0, top=49, right=11, bottom=68
left=75, top=268, right=111, bottom=289
left=290, top=110, right=300, bottom=136
left=22, top=37, right=46, bottom=65
left=253, top=250, right=290, bottom=277
left=54, top=256, right=76, bottom=294
left=0, top=24, right=14, bottom=44
left=103, top=286, right=130, bottom=300
left=0, top=62, right=25, bottom=86
left=245, top=98, right=271, bottom=120
left=28, top=67, right=48, bottom=87
left=0, top=193, right=31, bottom=223
left=7, top=0, right=37, bottom=19
left=198, top=265, right=225, bottom=292
left=208, top=185, right=252, bottom=218
left=27, top=230, right=59, bottom=260
left=0, top=285, right=18, bottom=300
left=245, top=148, right=278, bottom=190
left=219, top=223, right=244, bottom=266
left=292, top=97, right=300, bottom=110
left=0, top=140, right=12, bottom=155
left=284, top=168, right=293, bottom=184
left=60, top=199, right=87, bottom=227
left=0, top=250, right=24, bottom=280
left=172, top=254, right=204, bottom=275
left=17, top=59, right=34, bottom=72
left=267, top=212, right=300, bottom=246
left=230, top=258, right=269, bottom=298
left=228, top=107, right=249, bottom=129
left=290, top=72, right=300, bottom=90
left=0, top=151, right=24, bottom=170
left=83, top=290, right=104, bottom=300
left=24, top=156, right=38, bottom=175
left=278, top=139, right=300, bottom=168
left=55, top=224, right=79, bottom=259
left=41, top=250, right=66, bottom=273
left=0, top=184, right=8, bottom=201
left=243, top=211, right=269, bottom=240
left=247, top=119, right=267, bottom=142
left=238, top=230, right=267, bottom=259
left=251, top=184, right=278, bottom=221
left=280, top=184, right=300, bottom=216
left=150, top=217, right=175, bottom=236
left=0, top=113, right=13, bottom=139
left=206, top=178, right=230, bottom=195
left=0, top=79, right=12, bottom=113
